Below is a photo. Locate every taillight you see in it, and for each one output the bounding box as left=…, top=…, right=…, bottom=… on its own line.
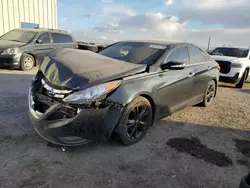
left=217, top=64, right=221, bottom=71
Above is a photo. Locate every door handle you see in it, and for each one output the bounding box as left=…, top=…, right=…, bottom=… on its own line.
left=188, top=72, right=195, bottom=78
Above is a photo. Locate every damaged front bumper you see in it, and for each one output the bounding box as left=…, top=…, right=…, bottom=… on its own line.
left=28, top=79, right=124, bottom=147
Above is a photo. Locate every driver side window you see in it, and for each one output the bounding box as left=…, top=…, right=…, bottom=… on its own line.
left=165, top=46, right=189, bottom=64
left=37, top=33, right=51, bottom=44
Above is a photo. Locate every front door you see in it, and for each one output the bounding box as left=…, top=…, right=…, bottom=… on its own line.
left=154, top=46, right=196, bottom=117
left=32, top=32, right=53, bottom=64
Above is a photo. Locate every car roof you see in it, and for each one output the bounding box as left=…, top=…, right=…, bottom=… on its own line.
left=13, top=28, right=69, bottom=34
left=120, top=40, right=189, bottom=46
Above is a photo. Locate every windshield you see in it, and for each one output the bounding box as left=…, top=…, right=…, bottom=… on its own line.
left=98, top=42, right=166, bottom=65
left=0, top=29, right=37, bottom=43
left=210, top=47, right=249, bottom=58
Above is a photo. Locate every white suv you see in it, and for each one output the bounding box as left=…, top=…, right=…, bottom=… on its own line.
left=210, top=46, right=250, bottom=88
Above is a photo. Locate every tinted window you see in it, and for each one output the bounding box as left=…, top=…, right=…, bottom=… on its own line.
left=37, top=33, right=50, bottom=44
left=98, top=42, right=166, bottom=65
left=189, top=45, right=206, bottom=64
left=0, top=29, right=37, bottom=43
left=51, top=33, right=74, bottom=43
left=166, top=46, right=189, bottom=64
left=210, top=47, right=249, bottom=58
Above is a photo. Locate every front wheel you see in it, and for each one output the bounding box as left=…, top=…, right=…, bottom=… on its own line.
left=115, top=96, right=153, bottom=146
left=20, top=54, right=35, bottom=71
left=201, top=80, right=216, bottom=107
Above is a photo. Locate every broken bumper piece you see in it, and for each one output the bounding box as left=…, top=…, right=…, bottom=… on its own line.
left=28, top=86, right=124, bottom=147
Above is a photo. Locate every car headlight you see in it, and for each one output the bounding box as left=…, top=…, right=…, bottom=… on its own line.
left=63, top=80, right=122, bottom=104
left=1, top=48, right=19, bottom=55
left=231, top=63, right=243, bottom=68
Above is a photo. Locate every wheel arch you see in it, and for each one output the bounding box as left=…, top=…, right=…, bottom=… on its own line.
left=245, top=67, right=250, bottom=80
left=212, top=78, right=218, bottom=97
left=22, top=52, right=37, bottom=66
left=109, top=92, right=156, bottom=140
left=139, top=94, right=156, bottom=126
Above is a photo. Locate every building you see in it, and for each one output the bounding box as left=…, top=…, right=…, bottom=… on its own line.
left=0, top=0, right=57, bottom=36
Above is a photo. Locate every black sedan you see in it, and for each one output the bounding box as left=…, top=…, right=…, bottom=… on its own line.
left=29, top=40, right=219, bottom=146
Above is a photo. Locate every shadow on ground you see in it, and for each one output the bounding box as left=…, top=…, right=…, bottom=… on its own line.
left=218, top=82, right=236, bottom=88
left=240, top=89, right=250, bottom=95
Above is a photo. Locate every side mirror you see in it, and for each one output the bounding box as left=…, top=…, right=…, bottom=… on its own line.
left=36, top=39, right=43, bottom=44
left=161, top=61, right=186, bottom=70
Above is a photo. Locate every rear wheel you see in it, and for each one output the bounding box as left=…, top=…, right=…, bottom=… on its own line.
left=20, top=54, right=35, bottom=71
left=201, top=80, right=216, bottom=107
left=116, top=96, right=153, bottom=145
left=236, top=70, right=248, bottom=88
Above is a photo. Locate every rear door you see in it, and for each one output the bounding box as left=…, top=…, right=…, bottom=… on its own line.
left=51, top=33, right=77, bottom=49
left=187, top=44, right=211, bottom=99
left=32, top=32, right=53, bottom=64
left=154, top=45, right=196, bottom=114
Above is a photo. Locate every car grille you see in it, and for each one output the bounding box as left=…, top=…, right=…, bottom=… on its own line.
left=31, top=72, right=77, bottom=119
left=215, top=60, right=231, bottom=74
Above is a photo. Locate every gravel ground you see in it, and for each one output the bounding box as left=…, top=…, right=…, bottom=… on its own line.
left=0, top=68, right=249, bottom=188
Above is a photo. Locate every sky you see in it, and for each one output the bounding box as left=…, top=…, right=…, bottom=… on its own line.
left=58, top=0, right=250, bottom=49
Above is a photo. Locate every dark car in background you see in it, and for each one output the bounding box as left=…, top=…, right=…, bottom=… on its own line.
left=0, top=28, right=77, bottom=71
left=29, top=40, right=219, bottom=147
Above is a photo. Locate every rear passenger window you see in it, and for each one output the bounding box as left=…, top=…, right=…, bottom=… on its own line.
left=165, top=46, right=189, bottom=64
left=51, top=33, right=74, bottom=43
left=188, top=45, right=206, bottom=64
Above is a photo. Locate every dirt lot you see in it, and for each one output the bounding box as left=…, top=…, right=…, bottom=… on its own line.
left=0, top=68, right=249, bottom=188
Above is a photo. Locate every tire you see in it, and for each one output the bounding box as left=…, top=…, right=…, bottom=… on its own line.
left=236, top=70, right=248, bottom=88
left=116, top=96, right=153, bottom=146
left=20, top=54, right=35, bottom=71
left=201, top=80, right=216, bottom=107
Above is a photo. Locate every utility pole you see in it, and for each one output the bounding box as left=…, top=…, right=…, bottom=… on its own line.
left=207, top=37, right=211, bottom=52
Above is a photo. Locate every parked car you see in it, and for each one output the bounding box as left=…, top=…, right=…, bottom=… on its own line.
left=28, top=40, right=219, bottom=147
left=210, top=46, right=250, bottom=88
left=0, top=28, right=77, bottom=71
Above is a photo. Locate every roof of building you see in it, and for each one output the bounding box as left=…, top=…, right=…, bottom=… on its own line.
left=14, top=28, right=69, bottom=34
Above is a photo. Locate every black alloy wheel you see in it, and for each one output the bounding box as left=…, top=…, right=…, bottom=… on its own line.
left=116, top=96, right=153, bottom=145
left=126, top=104, right=150, bottom=140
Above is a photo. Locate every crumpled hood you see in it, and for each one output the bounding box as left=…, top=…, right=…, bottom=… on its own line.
left=0, top=40, right=26, bottom=50
left=211, top=55, right=246, bottom=62
left=40, top=48, right=147, bottom=90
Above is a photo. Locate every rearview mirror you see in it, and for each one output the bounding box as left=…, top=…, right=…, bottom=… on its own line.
left=36, top=39, right=43, bottom=44
left=161, top=61, right=186, bottom=70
